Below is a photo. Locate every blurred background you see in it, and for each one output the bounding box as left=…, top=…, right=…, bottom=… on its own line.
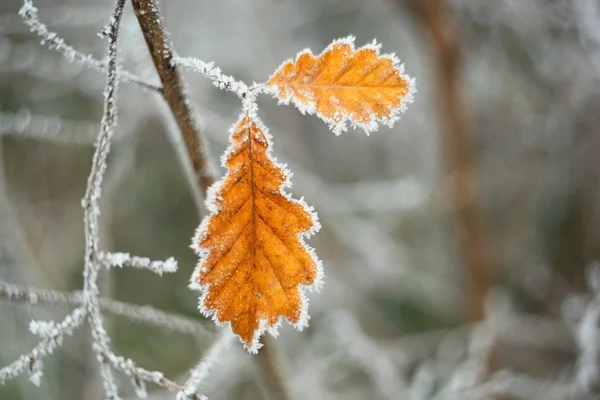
left=2, top=0, right=600, bottom=398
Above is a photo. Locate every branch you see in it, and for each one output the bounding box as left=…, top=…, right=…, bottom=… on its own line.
left=0, top=281, right=216, bottom=338
left=130, top=0, right=217, bottom=198
left=0, top=308, right=86, bottom=386
left=173, top=56, right=248, bottom=98
left=101, top=350, right=189, bottom=397
left=80, top=0, right=128, bottom=396
left=19, top=1, right=161, bottom=93
left=98, top=251, right=178, bottom=276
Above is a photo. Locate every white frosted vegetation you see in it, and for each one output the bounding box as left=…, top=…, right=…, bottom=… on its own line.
left=19, top=0, right=160, bottom=92
left=0, top=0, right=423, bottom=395
left=0, top=0, right=216, bottom=398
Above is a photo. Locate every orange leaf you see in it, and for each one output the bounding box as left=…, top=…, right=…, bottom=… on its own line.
left=265, top=36, right=416, bottom=135
left=191, top=107, right=322, bottom=352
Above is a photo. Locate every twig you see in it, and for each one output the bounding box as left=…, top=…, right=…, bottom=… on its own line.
left=0, top=281, right=216, bottom=338
left=0, top=307, right=86, bottom=385
left=98, top=251, right=178, bottom=276
left=131, top=0, right=217, bottom=198
left=173, top=56, right=248, bottom=98
left=101, top=351, right=187, bottom=396
left=80, top=0, right=127, bottom=396
left=19, top=1, right=161, bottom=93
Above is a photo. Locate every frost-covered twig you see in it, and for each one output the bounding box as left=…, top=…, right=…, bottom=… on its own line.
left=0, top=307, right=86, bottom=386
left=18, top=0, right=161, bottom=93
left=172, top=56, right=249, bottom=98
left=176, top=332, right=232, bottom=400
left=0, top=6, right=113, bottom=34
left=98, top=252, right=178, bottom=276
left=131, top=0, right=217, bottom=197
left=0, top=279, right=222, bottom=397
left=102, top=351, right=186, bottom=396
left=80, top=0, right=127, bottom=396
left=0, top=281, right=216, bottom=338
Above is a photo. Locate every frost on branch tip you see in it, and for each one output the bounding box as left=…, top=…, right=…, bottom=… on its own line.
left=190, top=104, right=322, bottom=352
left=264, top=36, right=416, bottom=135
left=99, top=251, right=179, bottom=276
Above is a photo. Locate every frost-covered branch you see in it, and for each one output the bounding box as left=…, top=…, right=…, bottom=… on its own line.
left=172, top=56, right=249, bottom=98
left=19, top=0, right=161, bottom=93
left=101, top=350, right=187, bottom=397
left=80, top=0, right=128, bottom=396
left=0, top=6, right=113, bottom=34
left=98, top=251, right=178, bottom=276
left=0, top=281, right=216, bottom=338
left=131, top=0, right=217, bottom=198
left=0, top=307, right=86, bottom=386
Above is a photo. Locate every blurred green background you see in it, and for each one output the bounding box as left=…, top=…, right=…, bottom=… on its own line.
left=2, top=0, right=600, bottom=399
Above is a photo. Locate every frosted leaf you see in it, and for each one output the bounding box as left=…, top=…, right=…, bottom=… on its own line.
left=264, top=36, right=416, bottom=135
left=190, top=104, right=322, bottom=352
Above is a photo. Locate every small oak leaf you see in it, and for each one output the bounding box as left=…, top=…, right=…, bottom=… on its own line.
left=264, top=36, right=416, bottom=135
left=191, top=108, right=322, bottom=353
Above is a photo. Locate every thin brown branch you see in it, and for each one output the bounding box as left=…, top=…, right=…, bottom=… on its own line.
left=131, top=0, right=217, bottom=197
left=0, top=281, right=215, bottom=338
left=129, top=2, right=293, bottom=399
left=410, top=0, right=495, bottom=323
left=255, top=336, right=294, bottom=400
